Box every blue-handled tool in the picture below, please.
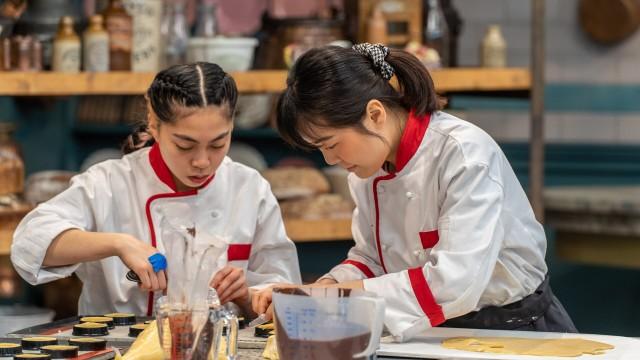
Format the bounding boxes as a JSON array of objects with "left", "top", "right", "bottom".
[{"left": 126, "top": 253, "right": 167, "bottom": 283}]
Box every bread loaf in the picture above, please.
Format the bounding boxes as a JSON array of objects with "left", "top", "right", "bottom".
[
  {"left": 262, "top": 167, "right": 330, "bottom": 200},
  {"left": 279, "top": 194, "right": 354, "bottom": 220}
]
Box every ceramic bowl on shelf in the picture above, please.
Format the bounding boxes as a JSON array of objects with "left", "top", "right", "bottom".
[
  {"left": 24, "top": 170, "right": 76, "bottom": 205},
  {"left": 235, "top": 94, "right": 273, "bottom": 129},
  {"left": 80, "top": 148, "right": 122, "bottom": 172},
  {"left": 196, "top": 36, "right": 259, "bottom": 72},
  {"left": 227, "top": 143, "right": 268, "bottom": 172}
]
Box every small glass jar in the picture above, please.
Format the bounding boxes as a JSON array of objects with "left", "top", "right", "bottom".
[
  {"left": 0, "top": 122, "right": 21, "bottom": 158},
  {"left": 0, "top": 122, "right": 24, "bottom": 196},
  {"left": 10, "top": 35, "right": 32, "bottom": 71},
  {"left": 0, "top": 37, "right": 10, "bottom": 70},
  {"left": 31, "top": 39, "right": 42, "bottom": 71}
]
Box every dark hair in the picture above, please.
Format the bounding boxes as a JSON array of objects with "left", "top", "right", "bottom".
[
  {"left": 123, "top": 62, "right": 238, "bottom": 154},
  {"left": 276, "top": 45, "right": 444, "bottom": 150}
]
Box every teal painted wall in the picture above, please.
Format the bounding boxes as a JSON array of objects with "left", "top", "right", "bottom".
[{"left": 451, "top": 84, "right": 640, "bottom": 113}]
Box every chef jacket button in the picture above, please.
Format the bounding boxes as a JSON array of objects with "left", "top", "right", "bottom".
[
  {"left": 381, "top": 244, "right": 389, "bottom": 251},
  {"left": 211, "top": 211, "right": 220, "bottom": 219},
  {"left": 413, "top": 249, "right": 422, "bottom": 256},
  {"left": 406, "top": 191, "right": 415, "bottom": 199}
]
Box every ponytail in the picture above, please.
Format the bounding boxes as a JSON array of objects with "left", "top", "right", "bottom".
[
  {"left": 385, "top": 49, "right": 444, "bottom": 117},
  {"left": 276, "top": 44, "right": 443, "bottom": 150},
  {"left": 122, "top": 124, "right": 154, "bottom": 154}
]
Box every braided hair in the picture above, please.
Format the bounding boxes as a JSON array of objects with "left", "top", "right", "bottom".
[{"left": 123, "top": 62, "right": 238, "bottom": 154}]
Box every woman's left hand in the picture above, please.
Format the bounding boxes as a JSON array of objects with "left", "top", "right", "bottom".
[{"left": 210, "top": 266, "right": 250, "bottom": 305}]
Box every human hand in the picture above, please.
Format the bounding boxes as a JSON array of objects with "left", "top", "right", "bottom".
[
  {"left": 210, "top": 266, "right": 250, "bottom": 305},
  {"left": 116, "top": 234, "right": 167, "bottom": 292}
]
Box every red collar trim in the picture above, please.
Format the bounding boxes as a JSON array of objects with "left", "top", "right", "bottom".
[
  {"left": 394, "top": 111, "right": 431, "bottom": 173},
  {"left": 148, "top": 143, "right": 215, "bottom": 192}
]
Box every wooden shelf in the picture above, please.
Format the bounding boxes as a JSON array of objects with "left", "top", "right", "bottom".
[
  {"left": 431, "top": 68, "right": 530, "bottom": 92},
  {"left": 284, "top": 218, "right": 353, "bottom": 243},
  {"left": 0, "top": 68, "right": 529, "bottom": 96},
  {"left": 0, "top": 230, "right": 11, "bottom": 255},
  {"left": 0, "top": 221, "right": 351, "bottom": 255},
  {"left": 0, "top": 217, "right": 352, "bottom": 256},
  {"left": 0, "top": 70, "right": 287, "bottom": 96}
]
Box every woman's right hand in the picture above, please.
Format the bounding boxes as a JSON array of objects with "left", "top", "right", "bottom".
[
  {"left": 251, "top": 283, "right": 299, "bottom": 322},
  {"left": 115, "top": 234, "right": 167, "bottom": 292}
]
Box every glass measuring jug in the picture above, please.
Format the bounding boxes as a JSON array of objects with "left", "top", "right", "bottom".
[{"left": 272, "top": 287, "right": 385, "bottom": 360}]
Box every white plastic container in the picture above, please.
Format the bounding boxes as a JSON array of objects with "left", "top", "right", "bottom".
[
  {"left": 0, "top": 305, "right": 55, "bottom": 336},
  {"left": 188, "top": 37, "right": 258, "bottom": 72}
]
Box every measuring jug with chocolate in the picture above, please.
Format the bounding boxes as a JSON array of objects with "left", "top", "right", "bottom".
[{"left": 272, "top": 287, "right": 385, "bottom": 360}]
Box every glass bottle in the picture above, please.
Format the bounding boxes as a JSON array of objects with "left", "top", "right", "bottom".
[
  {"left": 11, "top": 35, "right": 32, "bottom": 71},
  {"left": 102, "top": 0, "right": 132, "bottom": 71},
  {"left": 162, "top": 1, "right": 188, "bottom": 67},
  {"left": 0, "top": 121, "right": 24, "bottom": 196},
  {"left": 0, "top": 122, "right": 21, "bottom": 159},
  {"left": 424, "top": 0, "right": 449, "bottom": 67},
  {"left": 481, "top": 24, "right": 506, "bottom": 68},
  {"left": 52, "top": 16, "right": 81, "bottom": 73},
  {"left": 83, "top": 14, "right": 110, "bottom": 72},
  {"left": 194, "top": 0, "right": 217, "bottom": 37},
  {"left": 123, "top": 0, "right": 162, "bottom": 72},
  {"left": 0, "top": 37, "right": 9, "bottom": 70},
  {"left": 188, "top": 0, "right": 217, "bottom": 63},
  {"left": 367, "top": 7, "right": 387, "bottom": 45},
  {"left": 31, "top": 39, "right": 42, "bottom": 71}
]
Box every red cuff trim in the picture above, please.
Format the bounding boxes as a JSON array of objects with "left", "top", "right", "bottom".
[
  {"left": 341, "top": 260, "right": 375, "bottom": 279},
  {"left": 419, "top": 230, "right": 439, "bottom": 249},
  {"left": 228, "top": 244, "right": 252, "bottom": 261},
  {"left": 408, "top": 267, "right": 445, "bottom": 326}
]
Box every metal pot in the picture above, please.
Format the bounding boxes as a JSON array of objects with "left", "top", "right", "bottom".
[{"left": 254, "top": 17, "right": 345, "bottom": 69}]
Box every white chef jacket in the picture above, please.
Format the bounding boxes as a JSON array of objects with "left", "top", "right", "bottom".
[
  {"left": 322, "top": 111, "right": 547, "bottom": 341},
  {"left": 11, "top": 144, "right": 301, "bottom": 316}
]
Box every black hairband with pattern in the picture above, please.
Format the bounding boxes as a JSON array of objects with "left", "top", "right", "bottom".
[{"left": 352, "top": 43, "right": 395, "bottom": 80}]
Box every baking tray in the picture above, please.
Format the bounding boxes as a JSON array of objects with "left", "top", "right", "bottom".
[
  {"left": 0, "top": 337, "right": 116, "bottom": 360},
  {"left": 8, "top": 316, "right": 269, "bottom": 350},
  {"left": 7, "top": 316, "right": 151, "bottom": 345}
]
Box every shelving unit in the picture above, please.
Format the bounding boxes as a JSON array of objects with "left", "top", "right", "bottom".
[
  {"left": 0, "top": 68, "right": 530, "bottom": 96},
  {"left": 0, "top": 67, "right": 532, "bottom": 244}
]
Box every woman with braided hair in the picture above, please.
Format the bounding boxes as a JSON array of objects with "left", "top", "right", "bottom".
[
  {"left": 252, "top": 44, "right": 575, "bottom": 340},
  {"left": 12, "top": 62, "right": 301, "bottom": 316}
]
